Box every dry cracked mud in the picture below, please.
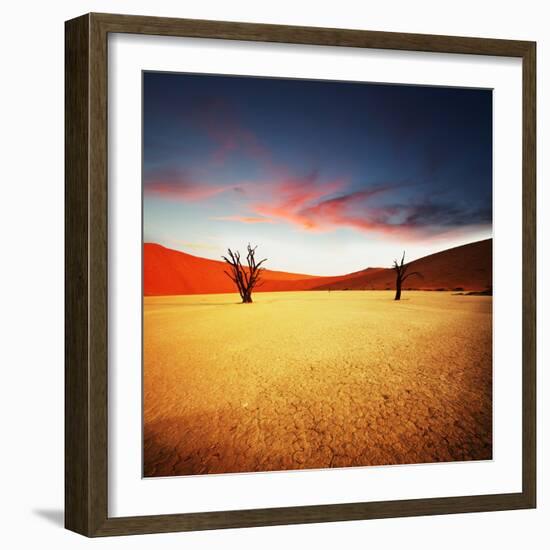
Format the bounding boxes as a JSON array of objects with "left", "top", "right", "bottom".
[{"left": 143, "top": 291, "right": 492, "bottom": 477}]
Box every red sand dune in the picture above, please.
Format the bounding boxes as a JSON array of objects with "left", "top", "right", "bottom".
[
  {"left": 143, "top": 243, "right": 357, "bottom": 295},
  {"left": 143, "top": 239, "right": 492, "bottom": 296}
]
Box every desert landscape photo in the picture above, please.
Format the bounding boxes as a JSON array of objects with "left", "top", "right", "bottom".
[{"left": 142, "top": 72, "right": 493, "bottom": 477}]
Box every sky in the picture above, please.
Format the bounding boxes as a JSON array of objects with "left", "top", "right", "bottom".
[{"left": 143, "top": 71, "right": 492, "bottom": 276}]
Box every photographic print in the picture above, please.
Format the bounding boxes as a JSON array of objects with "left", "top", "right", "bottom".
[{"left": 142, "top": 72, "right": 493, "bottom": 478}]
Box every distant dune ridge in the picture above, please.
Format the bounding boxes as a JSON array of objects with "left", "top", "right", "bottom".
[{"left": 143, "top": 238, "right": 492, "bottom": 296}]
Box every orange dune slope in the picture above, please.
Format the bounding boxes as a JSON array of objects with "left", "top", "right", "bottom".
[
  {"left": 144, "top": 243, "right": 355, "bottom": 296},
  {"left": 313, "top": 239, "right": 492, "bottom": 292},
  {"left": 143, "top": 239, "right": 492, "bottom": 296}
]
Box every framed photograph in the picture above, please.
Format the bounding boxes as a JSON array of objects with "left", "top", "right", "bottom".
[{"left": 65, "top": 13, "right": 536, "bottom": 537}]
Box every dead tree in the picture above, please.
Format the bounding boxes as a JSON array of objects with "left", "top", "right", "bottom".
[
  {"left": 392, "top": 251, "right": 422, "bottom": 301},
  {"left": 222, "top": 244, "right": 267, "bottom": 303}
]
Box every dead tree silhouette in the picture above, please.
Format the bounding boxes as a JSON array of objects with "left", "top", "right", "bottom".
[
  {"left": 392, "top": 251, "right": 422, "bottom": 301},
  {"left": 222, "top": 244, "right": 267, "bottom": 303}
]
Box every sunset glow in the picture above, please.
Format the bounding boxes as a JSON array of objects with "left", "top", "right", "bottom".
[{"left": 143, "top": 72, "right": 492, "bottom": 275}]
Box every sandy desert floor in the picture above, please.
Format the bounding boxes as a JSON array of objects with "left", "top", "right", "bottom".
[{"left": 143, "top": 291, "right": 492, "bottom": 477}]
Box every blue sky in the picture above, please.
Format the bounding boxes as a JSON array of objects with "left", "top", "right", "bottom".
[{"left": 143, "top": 71, "right": 492, "bottom": 275}]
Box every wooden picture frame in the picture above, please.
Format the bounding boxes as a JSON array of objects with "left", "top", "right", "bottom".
[{"left": 65, "top": 12, "right": 536, "bottom": 537}]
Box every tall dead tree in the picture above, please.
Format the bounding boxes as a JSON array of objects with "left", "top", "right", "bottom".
[
  {"left": 392, "top": 251, "right": 422, "bottom": 301},
  {"left": 222, "top": 244, "right": 267, "bottom": 303}
]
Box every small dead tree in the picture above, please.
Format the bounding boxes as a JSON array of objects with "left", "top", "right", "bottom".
[
  {"left": 222, "top": 244, "right": 267, "bottom": 303},
  {"left": 392, "top": 251, "right": 422, "bottom": 301}
]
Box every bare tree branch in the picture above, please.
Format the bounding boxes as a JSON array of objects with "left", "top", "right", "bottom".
[
  {"left": 392, "top": 251, "right": 421, "bottom": 300},
  {"left": 222, "top": 244, "right": 267, "bottom": 303},
  {"left": 223, "top": 270, "right": 237, "bottom": 284}
]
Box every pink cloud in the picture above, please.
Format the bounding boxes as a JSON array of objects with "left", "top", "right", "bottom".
[
  {"left": 246, "top": 179, "right": 403, "bottom": 234},
  {"left": 177, "top": 105, "right": 396, "bottom": 233},
  {"left": 212, "top": 215, "right": 275, "bottom": 224},
  {"left": 251, "top": 172, "right": 348, "bottom": 230},
  {"left": 144, "top": 168, "right": 230, "bottom": 201},
  {"left": 190, "top": 97, "right": 279, "bottom": 172},
  {"left": 220, "top": 178, "right": 459, "bottom": 240},
  {"left": 158, "top": 99, "right": 488, "bottom": 239}
]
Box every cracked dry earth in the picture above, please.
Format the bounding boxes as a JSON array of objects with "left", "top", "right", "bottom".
[{"left": 143, "top": 291, "right": 492, "bottom": 477}]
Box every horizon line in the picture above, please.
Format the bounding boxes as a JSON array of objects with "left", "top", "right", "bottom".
[{"left": 144, "top": 236, "right": 492, "bottom": 279}]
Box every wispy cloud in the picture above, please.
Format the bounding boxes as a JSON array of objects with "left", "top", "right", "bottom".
[
  {"left": 144, "top": 167, "right": 231, "bottom": 201},
  {"left": 146, "top": 95, "right": 490, "bottom": 240},
  {"left": 222, "top": 177, "right": 491, "bottom": 239},
  {"left": 295, "top": 185, "right": 401, "bottom": 232},
  {"left": 212, "top": 215, "right": 275, "bottom": 224},
  {"left": 249, "top": 171, "right": 348, "bottom": 231},
  {"left": 189, "top": 97, "right": 279, "bottom": 172}
]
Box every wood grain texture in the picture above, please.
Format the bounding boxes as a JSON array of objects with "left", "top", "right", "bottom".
[
  {"left": 65, "top": 14, "right": 91, "bottom": 535},
  {"left": 521, "top": 42, "right": 537, "bottom": 508},
  {"left": 64, "top": 12, "right": 537, "bottom": 537},
  {"left": 88, "top": 12, "right": 110, "bottom": 536},
  {"left": 92, "top": 12, "right": 533, "bottom": 56}
]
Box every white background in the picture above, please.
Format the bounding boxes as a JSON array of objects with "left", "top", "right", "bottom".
[
  {"left": 109, "top": 34, "right": 523, "bottom": 517},
  {"left": 0, "top": 0, "right": 547, "bottom": 548}
]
